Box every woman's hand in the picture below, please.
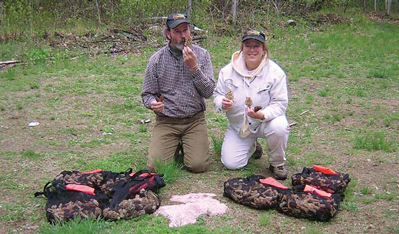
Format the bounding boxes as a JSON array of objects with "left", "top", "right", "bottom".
[
  {"left": 150, "top": 100, "right": 164, "bottom": 113},
  {"left": 222, "top": 97, "right": 234, "bottom": 110},
  {"left": 245, "top": 106, "right": 265, "bottom": 120}
]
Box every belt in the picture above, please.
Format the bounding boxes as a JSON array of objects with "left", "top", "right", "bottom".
[{"left": 155, "top": 111, "right": 205, "bottom": 125}]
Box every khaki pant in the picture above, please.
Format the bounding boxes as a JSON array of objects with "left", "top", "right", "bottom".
[{"left": 147, "top": 112, "right": 210, "bottom": 173}]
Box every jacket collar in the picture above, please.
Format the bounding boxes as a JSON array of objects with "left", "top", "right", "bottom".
[{"left": 231, "top": 51, "right": 268, "bottom": 78}]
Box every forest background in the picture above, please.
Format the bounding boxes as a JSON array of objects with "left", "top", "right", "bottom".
[{"left": 0, "top": 0, "right": 398, "bottom": 233}]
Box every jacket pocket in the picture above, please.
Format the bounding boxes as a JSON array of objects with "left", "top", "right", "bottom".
[{"left": 255, "top": 83, "right": 272, "bottom": 106}]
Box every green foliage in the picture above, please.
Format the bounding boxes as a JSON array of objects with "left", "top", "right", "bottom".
[
  {"left": 21, "top": 149, "right": 42, "bottom": 159},
  {"left": 138, "top": 124, "right": 147, "bottom": 133},
  {"left": 375, "top": 192, "right": 397, "bottom": 201},
  {"left": 305, "top": 94, "right": 314, "bottom": 104},
  {"left": 152, "top": 159, "right": 185, "bottom": 185},
  {"left": 81, "top": 150, "right": 147, "bottom": 172},
  {"left": 39, "top": 215, "right": 243, "bottom": 234},
  {"left": 354, "top": 131, "right": 397, "bottom": 152},
  {"left": 258, "top": 212, "right": 273, "bottom": 226},
  {"left": 360, "top": 186, "right": 374, "bottom": 195},
  {"left": 24, "top": 47, "right": 50, "bottom": 64},
  {"left": 40, "top": 217, "right": 110, "bottom": 234},
  {"left": 211, "top": 135, "right": 223, "bottom": 156},
  {"left": 318, "top": 87, "right": 330, "bottom": 97}
]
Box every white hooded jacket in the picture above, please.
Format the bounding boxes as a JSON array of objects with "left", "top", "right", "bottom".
[{"left": 213, "top": 51, "right": 288, "bottom": 135}]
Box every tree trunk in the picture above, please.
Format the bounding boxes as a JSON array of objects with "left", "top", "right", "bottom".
[
  {"left": 187, "top": 0, "right": 192, "bottom": 20},
  {"left": 0, "top": 0, "right": 3, "bottom": 21},
  {"left": 232, "top": 0, "right": 238, "bottom": 24},
  {"left": 375, "top": 0, "right": 378, "bottom": 11},
  {"left": 386, "top": 0, "right": 392, "bottom": 14},
  {"left": 363, "top": 0, "right": 367, "bottom": 11},
  {"left": 95, "top": 0, "right": 101, "bottom": 25},
  {"left": 344, "top": 0, "right": 350, "bottom": 13},
  {"left": 271, "top": 0, "right": 280, "bottom": 12}
]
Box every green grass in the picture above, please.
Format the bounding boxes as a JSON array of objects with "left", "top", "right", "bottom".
[
  {"left": 40, "top": 215, "right": 245, "bottom": 234},
  {"left": 354, "top": 131, "right": 397, "bottom": 152},
  {"left": 21, "top": 149, "right": 43, "bottom": 160},
  {"left": 152, "top": 159, "right": 186, "bottom": 184},
  {"left": 258, "top": 211, "right": 276, "bottom": 226},
  {"left": 211, "top": 135, "right": 223, "bottom": 156},
  {"left": 375, "top": 192, "right": 397, "bottom": 201},
  {"left": 359, "top": 186, "right": 374, "bottom": 195}
]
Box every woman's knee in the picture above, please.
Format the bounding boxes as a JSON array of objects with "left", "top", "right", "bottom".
[
  {"left": 221, "top": 154, "right": 246, "bottom": 170},
  {"left": 268, "top": 116, "right": 289, "bottom": 137}
]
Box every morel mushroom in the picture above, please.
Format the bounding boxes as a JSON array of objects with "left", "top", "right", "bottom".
[
  {"left": 155, "top": 93, "right": 164, "bottom": 102},
  {"left": 254, "top": 106, "right": 262, "bottom": 112},
  {"left": 245, "top": 97, "right": 253, "bottom": 107},
  {"left": 225, "top": 88, "right": 234, "bottom": 101},
  {"left": 184, "top": 34, "right": 192, "bottom": 47}
]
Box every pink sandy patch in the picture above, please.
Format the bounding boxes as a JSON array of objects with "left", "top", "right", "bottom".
[{"left": 154, "top": 193, "right": 228, "bottom": 227}]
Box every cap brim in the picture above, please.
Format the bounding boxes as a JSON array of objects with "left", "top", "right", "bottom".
[
  {"left": 242, "top": 35, "right": 265, "bottom": 43},
  {"left": 168, "top": 19, "right": 190, "bottom": 28}
]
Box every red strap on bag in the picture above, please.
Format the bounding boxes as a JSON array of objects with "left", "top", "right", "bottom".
[
  {"left": 304, "top": 185, "right": 332, "bottom": 198},
  {"left": 66, "top": 184, "right": 95, "bottom": 195},
  {"left": 313, "top": 165, "right": 338, "bottom": 175},
  {"left": 259, "top": 177, "right": 288, "bottom": 190},
  {"left": 129, "top": 172, "right": 157, "bottom": 177},
  {"left": 81, "top": 169, "right": 103, "bottom": 174}
]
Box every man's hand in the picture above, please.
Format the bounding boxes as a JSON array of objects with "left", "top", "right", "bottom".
[
  {"left": 151, "top": 100, "right": 164, "bottom": 113},
  {"left": 222, "top": 97, "right": 234, "bottom": 110},
  {"left": 183, "top": 46, "right": 199, "bottom": 73},
  {"left": 246, "top": 106, "right": 265, "bottom": 120}
]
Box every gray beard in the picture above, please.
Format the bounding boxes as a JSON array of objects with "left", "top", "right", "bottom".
[{"left": 173, "top": 42, "right": 184, "bottom": 51}]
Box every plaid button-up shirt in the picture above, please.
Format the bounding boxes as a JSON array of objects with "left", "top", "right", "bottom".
[{"left": 141, "top": 44, "right": 215, "bottom": 118}]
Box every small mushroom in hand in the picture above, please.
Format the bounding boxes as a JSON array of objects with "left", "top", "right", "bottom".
[
  {"left": 245, "top": 97, "right": 253, "bottom": 107},
  {"left": 254, "top": 106, "right": 262, "bottom": 112},
  {"left": 184, "top": 34, "right": 192, "bottom": 47},
  {"left": 155, "top": 93, "right": 164, "bottom": 102},
  {"left": 225, "top": 88, "right": 234, "bottom": 101}
]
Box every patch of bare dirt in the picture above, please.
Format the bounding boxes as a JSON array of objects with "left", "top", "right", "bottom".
[{"left": 368, "top": 12, "right": 399, "bottom": 25}]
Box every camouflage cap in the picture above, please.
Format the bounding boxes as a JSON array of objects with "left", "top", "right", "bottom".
[
  {"left": 242, "top": 29, "right": 266, "bottom": 43},
  {"left": 166, "top": 13, "right": 190, "bottom": 29}
]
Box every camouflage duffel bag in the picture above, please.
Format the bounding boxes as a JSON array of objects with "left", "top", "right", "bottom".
[
  {"left": 34, "top": 181, "right": 109, "bottom": 223},
  {"left": 224, "top": 175, "right": 343, "bottom": 221},
  {"left": 50, "top": 169, "right": 132, "bottom": 197},
  {"left": 103, "top": 189, "right": 160, "bottom": 220},
  {"left": 276, "top": 189, "right": 342, "bottom": 221},
  {"left": 35, "top": 169, "right": 165, "bottom": 223},
  {"left": 291, "top": 165, "right": 351, "bottom": 194},
  {"left": 223, "top": 175, "right": 281, "bottom": 209},
  {"left": 102, "top": 170, "right": 165, "bottom": 220}
]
